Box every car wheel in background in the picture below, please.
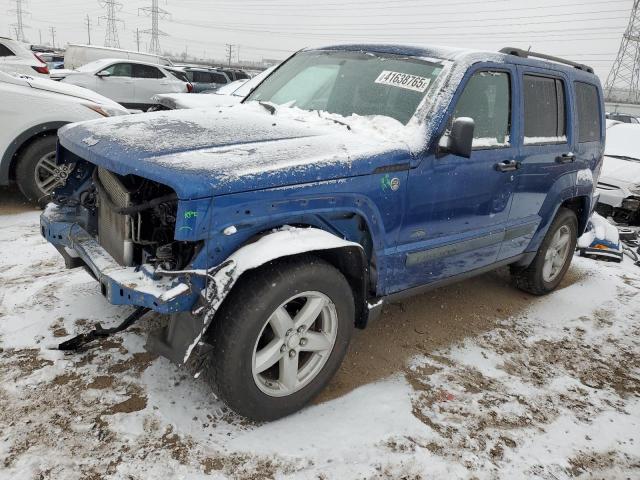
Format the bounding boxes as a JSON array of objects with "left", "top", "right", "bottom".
[
  {"left": 15, "top": 135, "right": 72, "bottom": 207},
  {"left": 511, "top": 207, "right": 578, "bottom": 295},
  {"left": 203, "top": 255, "right": 354, "bottom": 421}
]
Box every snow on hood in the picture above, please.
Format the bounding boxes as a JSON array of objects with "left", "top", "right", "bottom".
[
  {"left": 26, "top": 74, "right": 126, "bottom": 109},
  {"left": 58, "top": 102, "right": 414, "bottom": 199},
  {"left": 600, "top": 155, "right": 640, "bottom": 185},
  {"left": 153, "top": 92, "right": 243, "bottom": 110},
  {"left": 605, "top": 123, "right": 640, "bottom": 160}
]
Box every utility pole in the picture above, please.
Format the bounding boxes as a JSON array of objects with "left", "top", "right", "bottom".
[
  {"left": 605, "top": 0, "right": 640, "bottom": 104},
  {"left": 39, "top": 29, "right": 42, "bottom": 45},
  {"left": 49, "top": 26, "right": 56, "bottom": 48},
  {"left": 139, "top": 0, "right": 170, "bottom": 55},
  {"left": 85, "top": 14, "right": 92, "bottom": 45},
  {"left": 134, "top": 28, "right": 141, "bottom": 52},
  {"left": 98, "top": 0, "right": 124, "bottom": 49},
  {"left": 10, "top": 0, "right": 30, "bottom": 42},
  {"left": 225, "top": 44, "right": 235, "bottom": 67}
]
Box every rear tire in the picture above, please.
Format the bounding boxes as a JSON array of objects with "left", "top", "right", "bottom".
[
  {"left": 203, "top": 255, "right": 354, "bottom": 421},
  {"left": 511, "top": 207, "right": 578, "bottom": 295},
  {"left": 15, "top": 135, "right": 62, "bottom": 207}
]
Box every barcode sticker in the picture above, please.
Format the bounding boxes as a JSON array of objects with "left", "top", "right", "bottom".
[{"left": 374, "top": 70, "right": 431, "bottom": 93}]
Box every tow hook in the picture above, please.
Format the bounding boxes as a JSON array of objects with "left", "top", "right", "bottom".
[{"left": 54, "top": 307, "right": 150, "bottom": 351}]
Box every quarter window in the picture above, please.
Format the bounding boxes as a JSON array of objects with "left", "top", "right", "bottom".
[
  {"left": 0, "top": 44, "right": 15, "bottom": 57},
  {"left": 575, "top": 82, "right": 601, "bottom": 143},
  {"left": 523, "top": 75, "right": 566, "bottom": 144},
  {"left": 453, "top": 71, "right": 511, "bottom": 149}
]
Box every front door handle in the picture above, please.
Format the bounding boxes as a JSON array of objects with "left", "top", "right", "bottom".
[
  {"left": 495, "top": 159, "right": 520, "bottom": 172},
  {"left": 556, "top": 152, "right": 576, "bottom": 164}
]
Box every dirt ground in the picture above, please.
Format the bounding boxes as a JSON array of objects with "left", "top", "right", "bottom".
[{"left": 1, "top": 187, "right": 639, "bottom": 479}]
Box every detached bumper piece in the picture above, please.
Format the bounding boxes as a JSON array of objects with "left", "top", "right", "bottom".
[
  {"left": 41, "top": 205, "right": 197, "bottom": 314},
  {"left": 57, "top": 307, "right": 150, "bottom": 351}
]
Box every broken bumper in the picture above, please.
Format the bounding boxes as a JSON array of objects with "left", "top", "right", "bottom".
[{"left": 40, "top": 205, "right": 199, "bottom": 314}]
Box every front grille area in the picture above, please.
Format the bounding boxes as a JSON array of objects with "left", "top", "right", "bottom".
[
  {"left": 93, "top": 167, "right": 189, "bottom": 270},
  {"left": 97, "top": 168, "right": 135, "bottom": 266}
]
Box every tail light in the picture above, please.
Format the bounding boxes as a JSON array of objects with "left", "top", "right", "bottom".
[
  {"left": 32, "top": 53, "right": 49, "bottom": 74},
  {"left": 32, "top": 65, "right": 50, "bottom": 75},
  {"left": 186, "top": 83, "right": 193, "bottom": 93}
]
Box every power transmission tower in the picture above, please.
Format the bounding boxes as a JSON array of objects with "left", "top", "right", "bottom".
[
  {"left": 139, "top": 0, "right": 170, "bottom": 55},
  {"left": 605, "top": 0, "right": 640, "bottom": 104},
  {"left": 85, "top": 14, "right": 92, "bottom": 45},
  {"left": 225, "top": 44, "right": 236, "bottom": 66},
  {"left": 49, "top": 26, "right": 56, "bottom": 48},
  {"left": 98, "top": 0, "right": 124, "bottom": 49},
  {"left": 10, "top": 0, "right": 30, "bottom": 42}
]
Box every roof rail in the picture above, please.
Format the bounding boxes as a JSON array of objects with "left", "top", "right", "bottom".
[{"left": 499, "top": 47, "right": 594, "bottom": 74}]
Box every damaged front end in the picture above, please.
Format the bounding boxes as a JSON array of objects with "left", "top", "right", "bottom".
[{"left": 41, "top": 148, "right": 218, "bottom": 355}]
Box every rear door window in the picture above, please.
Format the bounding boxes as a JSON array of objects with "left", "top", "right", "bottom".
[
  {"left": 211, "top": 72, "right": 228, "bottom": 84},
  {"left": 574, "top": 82, "right": 601, "bottom": 143},
  {"left": 453, "top": 70, "right": 511, "bottom": 149},
  {"left": 193, "top": 71, "right": 213, "bottom": 83},
  {"left": 0, "top": 44, "right": 15, "bottom": 57},
  {"left": 523, "top": 75, "right": 567, "bottom": 144},
  {"left": 133, "top": 64, "right": 164, "bottom": 79}
]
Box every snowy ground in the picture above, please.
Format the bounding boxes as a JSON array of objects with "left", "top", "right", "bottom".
[{"left": 1, "top": 195, "right": 639, "bottom": 479}]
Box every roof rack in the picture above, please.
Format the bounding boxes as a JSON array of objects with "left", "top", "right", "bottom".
[{"left": 499, "top": 47, "right": 594, "bottom": 74}]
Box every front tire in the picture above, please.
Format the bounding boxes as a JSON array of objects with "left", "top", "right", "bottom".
[
  {"left": 512, "top": 207, "right": 578, "bottom": 295},
  {"left": 204, "top": 256, "right": 354, "bottom": 421}
]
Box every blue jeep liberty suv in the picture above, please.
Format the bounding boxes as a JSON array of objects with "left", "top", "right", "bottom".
[{"left": 41, "top": 44, "right": 604, "bottom": 420}]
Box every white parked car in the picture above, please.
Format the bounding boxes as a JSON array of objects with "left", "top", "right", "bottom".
[
  {"left": 0, "top": 37, "right": 49, "bottom": 77},
  {"left": 595, "top": 121, "right": 640, "bottom": 224},
  {"left": 59, "top": 58, "right": 191, "bottom": 110},
  {"left": 151, "top": 66, "right": 277, "bottom": 110},
  {"left": 0, "top": 71, "right": 128, "bottom": 204}
]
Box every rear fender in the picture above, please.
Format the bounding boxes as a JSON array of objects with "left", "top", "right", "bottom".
[{"left": 146, "top": 226, "right": 363, "bottom": 365}]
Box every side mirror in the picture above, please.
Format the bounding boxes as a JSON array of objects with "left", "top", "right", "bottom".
[
  {"left": 438, "top": 117, "right": 475, "bottom": 158},
  {"left": 96, "top": 70, "right": 111, "bottom": 78}
]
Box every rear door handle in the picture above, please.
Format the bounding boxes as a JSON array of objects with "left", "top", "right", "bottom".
[
  {"left": 495, "top": 159, "right": 520, "bottom": 172},
  {"left": 556, "top": 152, "right": 576, "bottom": 164}
]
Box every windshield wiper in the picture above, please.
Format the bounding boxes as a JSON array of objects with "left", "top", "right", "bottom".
[
  {"left": 607, "top": 154, "right": 640, "bottom": 162},
  {"left": 258, "top": 101, "right": 276, "bottom": 115}
]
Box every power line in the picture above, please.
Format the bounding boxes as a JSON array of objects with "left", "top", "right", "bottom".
[
  {"left": 139, "top": 0, "right": 170, "bottom": 55},
  {"left": 98, "top": 0, "right": 124, "bottom": 48}
]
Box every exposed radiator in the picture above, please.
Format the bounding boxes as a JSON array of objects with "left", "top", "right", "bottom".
[{"left": 97, "top": 168, "right": 134, "bottom": 266}]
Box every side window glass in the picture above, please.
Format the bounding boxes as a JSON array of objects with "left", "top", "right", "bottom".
[
  {"left": 103, "top": 63, "right": 132, "bottom": 77},
  {"left": 211, "top": 73, "right": 227, "bottom": 83},
  {"left": 523, "top": 75, "right": 567, "bottom": 144},
  {"left": 133, "top": 64, "right": 162, "bottom": 79},
  {"left": 0, "top": 44, "right": 15, "bottom": 57},
  {"left": 575, "top": 82, "right": 601, "bottom": 143},
  {"left": 453, "top": 71, "right": 511, "bottom": 149}
]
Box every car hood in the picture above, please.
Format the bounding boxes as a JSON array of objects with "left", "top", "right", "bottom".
[
  {"left": 25, "top": 74, "right": 126, "bottom": 109},
  {"left": 600, "top": 155, "right": 640, "bottom": 186},
  {"left": 58, "top": 103, "right": 414, "bottom": 199},
  {"left": 153, "top": 92, "right": 242, "bottom": 110}
]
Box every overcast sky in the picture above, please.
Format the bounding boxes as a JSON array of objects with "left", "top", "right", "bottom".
[{"left": 2, "top": 0, "right": 632, "bottom": 79}]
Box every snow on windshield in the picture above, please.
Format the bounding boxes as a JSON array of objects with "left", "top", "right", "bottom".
[{"left": 246, "top": 50, "right": 444, "bottom": 125}]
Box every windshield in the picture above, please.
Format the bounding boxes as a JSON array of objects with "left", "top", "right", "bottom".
[{"left": 245, "top": 50, "right": 443, "bottom": 125}]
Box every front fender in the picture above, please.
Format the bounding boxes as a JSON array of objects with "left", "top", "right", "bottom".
[{"left": 146, "top": 226, "right": 362, "bottom": 365}]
